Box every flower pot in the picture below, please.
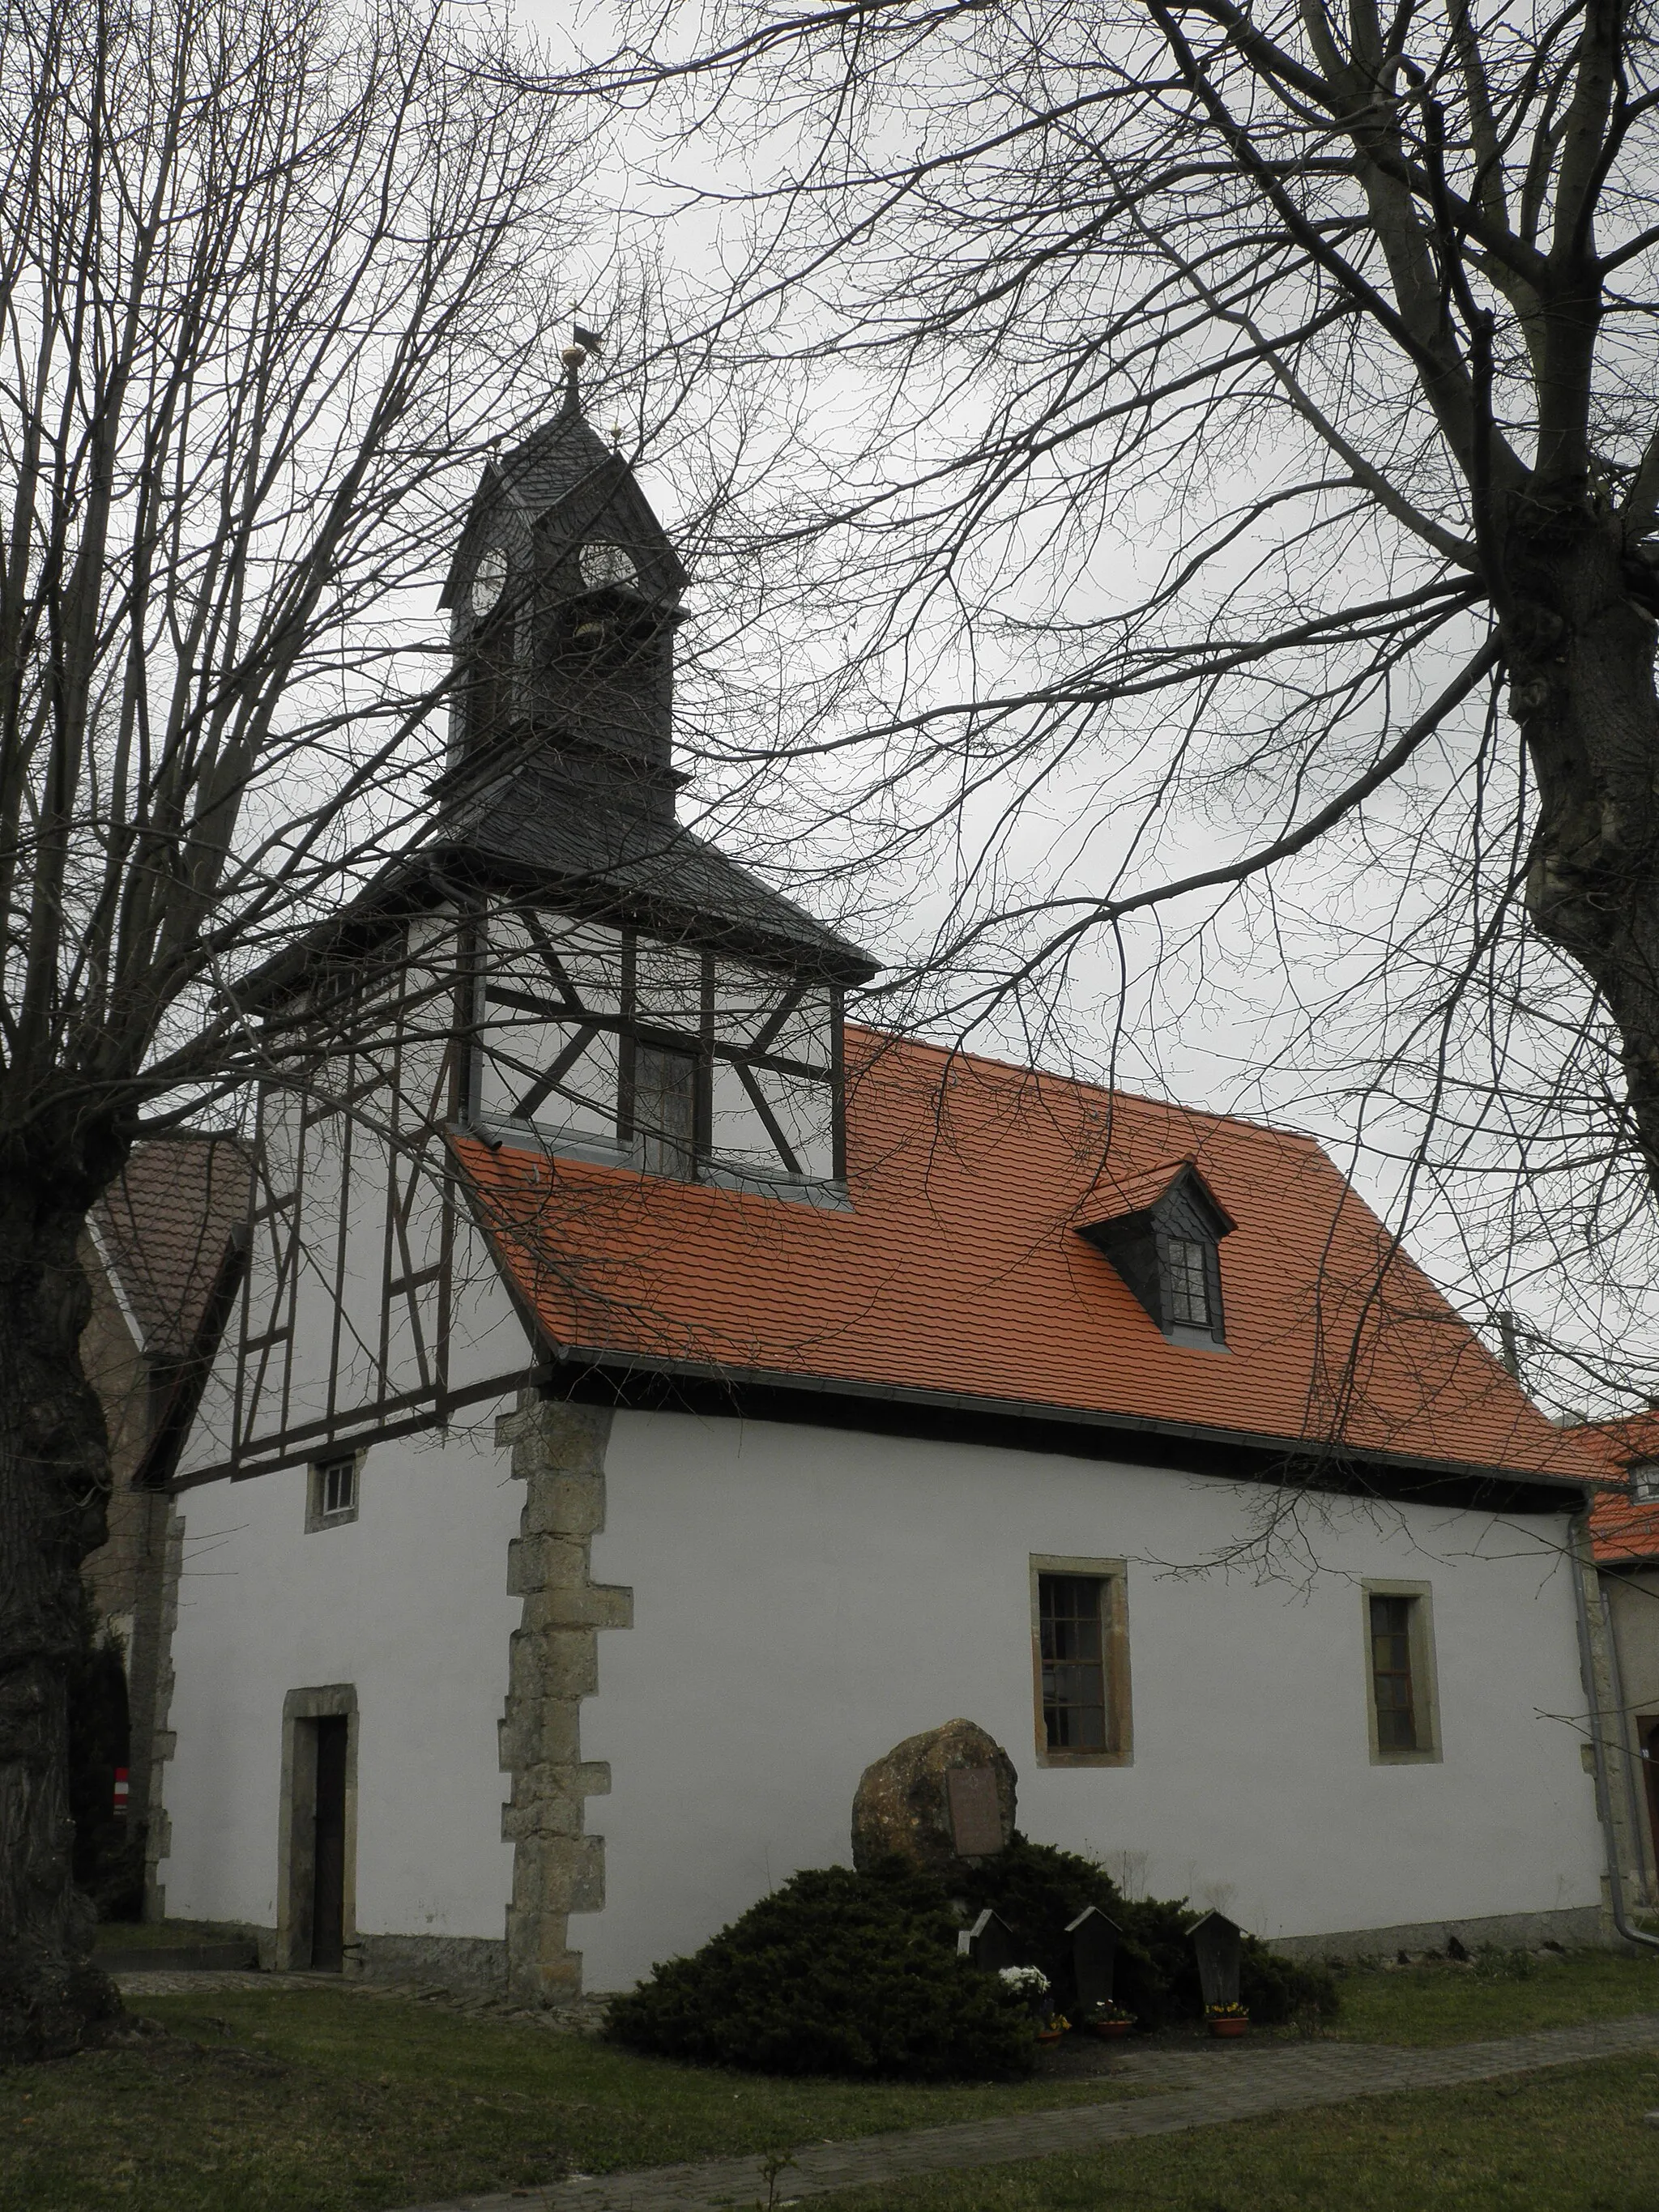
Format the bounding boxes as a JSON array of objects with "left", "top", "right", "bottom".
[
  {"left": 1207, "top": 2016, "right": 1249, "bottom": 2039},
  {"left": 1035, "top": 2027, "right": 1065, "bottom": 2046},
  {"left": 1084, "top": 2018, "right": 1134, "bottom": 2039}
]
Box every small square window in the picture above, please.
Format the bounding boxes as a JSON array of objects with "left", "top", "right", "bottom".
[
  {"left": 1166, "top": 1237, "right": 1212, "bottom": 1328},
  {"left": 1363, "top": 1582, "right": 1440, "bottom": 1763},
  {"left": 306, "top": 1452, "right": 360, "bottom": 1532},
  {"left": 1030, "top": 1555, "right": 1132, "bottom": 1767},
  {"left": 1631, "top": 1460, "right": 1659, "bottom": 1504}
]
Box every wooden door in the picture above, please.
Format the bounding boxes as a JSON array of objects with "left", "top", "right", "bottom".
[{"left": 310, "top": 1717, "right": 348, "bottom": 1971}]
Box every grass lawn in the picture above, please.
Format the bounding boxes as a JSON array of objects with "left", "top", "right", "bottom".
[
  {"left": 816, "top": 2052, "right": 1659, "bottom": 2211},
  {"left": 1328, "top": 1945, "right": 1659, "bottom": 2046},
  {"left": 6, "top": 1950, "right": 1659, "bottom": 2211},
  {"left": 0, "top": 1985, "right": 1139, "bottom": 2212}
]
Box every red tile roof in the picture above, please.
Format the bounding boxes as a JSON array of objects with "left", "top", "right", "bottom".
[
  {"left": 92, "top": 1136, "right": 251, "bottom": 1361},
  {"left": 1576, "top": 1413, "right": 1659, "bottom": 1562},
  {"left": 455, "top": 1030, "right": 1600, "bottom": 1485}
]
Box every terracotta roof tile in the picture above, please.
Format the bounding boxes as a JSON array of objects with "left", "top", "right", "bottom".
[
  {"left": 1575, "top": 1413, "right": 1659, "bottom": 1562},
  {"left": 92, "top": 1137, "right": 252, "bottom": 1362},
  {"left": 455, "top": 1031, "right": 1596, "bottom": 1484}
]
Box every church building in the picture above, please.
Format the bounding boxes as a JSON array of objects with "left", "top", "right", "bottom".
[{"left": 152, "top": 352, "right": 1614, "bottom": 1997}]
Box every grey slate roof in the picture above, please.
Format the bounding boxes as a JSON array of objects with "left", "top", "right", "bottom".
[
  {"left": 441, "top": 403, "right": 688, "bottom": 611},
  {"left": 441, "top": 753, "right": 876, "bottom": 982}
]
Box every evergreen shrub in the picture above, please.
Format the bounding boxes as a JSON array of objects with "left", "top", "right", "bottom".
[
  {"left": 603, "top": 1858, "right": 1037, "bottom": 2079},
  {"left": 608, "top": 1837, "right": 1337, "bottom": 2074}
]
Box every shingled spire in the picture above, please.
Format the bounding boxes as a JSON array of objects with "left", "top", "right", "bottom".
[
  {"left": 437, "top": 335, "right": 688, "bottom": 820},
  {"left": 421, "top": 348, "right": 871, "bottom": 982}
]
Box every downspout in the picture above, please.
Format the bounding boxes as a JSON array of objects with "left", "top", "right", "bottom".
[
  {"left": 1570, "top": 1510, "right": 1659, "bottom": 1953},
  {"left": 1601, "top": 1582, "right": 1656, "bottom": 1912}
]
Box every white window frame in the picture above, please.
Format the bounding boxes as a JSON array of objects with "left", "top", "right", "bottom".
[{"left": 305, "top": 1449, "right": 364, "bottom": 1533}]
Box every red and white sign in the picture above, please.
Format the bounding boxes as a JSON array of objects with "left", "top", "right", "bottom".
[{"left": 113, "top": 1768, "right": 129, "bottom": 1818}]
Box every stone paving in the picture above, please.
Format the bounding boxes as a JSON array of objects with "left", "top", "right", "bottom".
[
  {"left": 392, "top": 2011, "right": 1659, "bottom": 2212},
  {"left": 109, "top": 1969, "right": 305, "bottom": 1995}
]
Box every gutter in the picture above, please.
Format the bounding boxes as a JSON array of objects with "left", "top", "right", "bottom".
[
  {"left": 535, "top": 1337, "right": 1593, "bottom": 1509},
  {"left": 1570, "top": 1510, "right": 1659, "bottom": 1954}
]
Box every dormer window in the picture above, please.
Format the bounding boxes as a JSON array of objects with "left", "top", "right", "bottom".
[
  {"left": 1075, "top": 1161, "right": 1235, "bottom": 1349},
  {"left": 1631, "top": 1460, "right": 1659, "bottom": 1503},
  {"left": 1166, "top": 1237, "right": 1212, "bottom": 1328}
]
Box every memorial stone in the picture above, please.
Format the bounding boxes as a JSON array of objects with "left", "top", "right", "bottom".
[{"left": 851, "top": 1719, "right": 1017, "bottom": 1877}]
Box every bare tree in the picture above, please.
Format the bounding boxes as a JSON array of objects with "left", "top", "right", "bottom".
[
  {"left": 0, "top": 0, "right": 590, "bottom": 2059},
  {"left": 570, "top": 0, "right": 1659, "bottom": 1387}
]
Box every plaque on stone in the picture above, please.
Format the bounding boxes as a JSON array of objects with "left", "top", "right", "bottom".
[
  {"left": 957, "top": 1907, "right": 1018, "bottom": 1975},
  {"left": 1189, "top": 1911, "right": 1243, "bottom": 2009},
  {"left": 1066, "top": 1905, "right": 1120, "bottom": 2013},
  {"left": 946, "top": 1766, "right": 1004, "bottom": 1856}
]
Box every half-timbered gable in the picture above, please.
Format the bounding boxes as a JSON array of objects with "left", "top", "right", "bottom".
[{"left": 218, "top": 911, "right": 528, "bottom": 1477}]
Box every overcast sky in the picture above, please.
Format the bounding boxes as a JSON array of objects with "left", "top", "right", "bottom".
[{"left": 491, "top": 0, "right": 1656, "bottom": 1417}]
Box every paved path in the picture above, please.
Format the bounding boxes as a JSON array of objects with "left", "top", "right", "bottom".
[
  {"left": 394, "top": 2012, "right": 1659, "bottom": 2212},
  {"left": 109, "top": 1969, "right": 318, "bottom": 1995}
]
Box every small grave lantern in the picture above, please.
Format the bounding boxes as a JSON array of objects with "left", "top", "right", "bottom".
[
  {"left": 1188, "top": 1910, "right": 1243, "bottom": 2009},
  {"left": 1066, "top": 1904, "right": 1120, "bottom": 2014},
  {"left": 957, "top": 1907, "right": 1018, "bottom": 1975}
]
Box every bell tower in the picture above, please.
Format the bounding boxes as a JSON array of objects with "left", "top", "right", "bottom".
[
  {"left": 438, "top": 338, "right": 688, "bottom": 821},
  {"left": 424, "top": 336, "right": 877, "bottom": 1197}
]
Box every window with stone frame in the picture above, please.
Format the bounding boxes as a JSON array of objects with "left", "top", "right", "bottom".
[
  {"left": 1363, "top": 1582, "right": 1440, "bottom": 1762},
  {"left": 1039, "top": 1573, "right": 1107, "bottom": 1750},
  {"left": 1030, "top": 1556, "right": 1132, "bottom": 1767},
  {"left": 1369, "top": 1593, "right": 1417, "bottom": 1750}
]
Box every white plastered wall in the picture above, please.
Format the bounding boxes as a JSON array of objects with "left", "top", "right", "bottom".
[
  {"left": 160, "top": 1412, "right": 521, "bottom": 1939},
  {"left": 578, "top": 1412, "right": 1605, "bottom": 1990}
]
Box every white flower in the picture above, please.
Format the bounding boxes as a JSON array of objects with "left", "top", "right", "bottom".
[{"left": 997, "top": 1965, "right": 1050, "bottom": 1995}]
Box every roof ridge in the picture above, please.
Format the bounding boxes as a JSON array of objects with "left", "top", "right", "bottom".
[{"left": 843, "top": 1025, "right": 1325, "bottom": 1148}]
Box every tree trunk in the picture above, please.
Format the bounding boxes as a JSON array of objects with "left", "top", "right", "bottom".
[
  {"left": 0, "top": 1170, "right": 124, "bottom": 2063},
  {"left": 1504, "top": 505, "right": 1659, "bottom": 1186}
]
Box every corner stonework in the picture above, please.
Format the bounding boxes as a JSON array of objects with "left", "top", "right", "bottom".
[
  {"left": 496, "top": 1392, "right": 631, "bottom": 2004},
  {"left": 142, "top": 1503, "right": 186, "bottom": 1920}
]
